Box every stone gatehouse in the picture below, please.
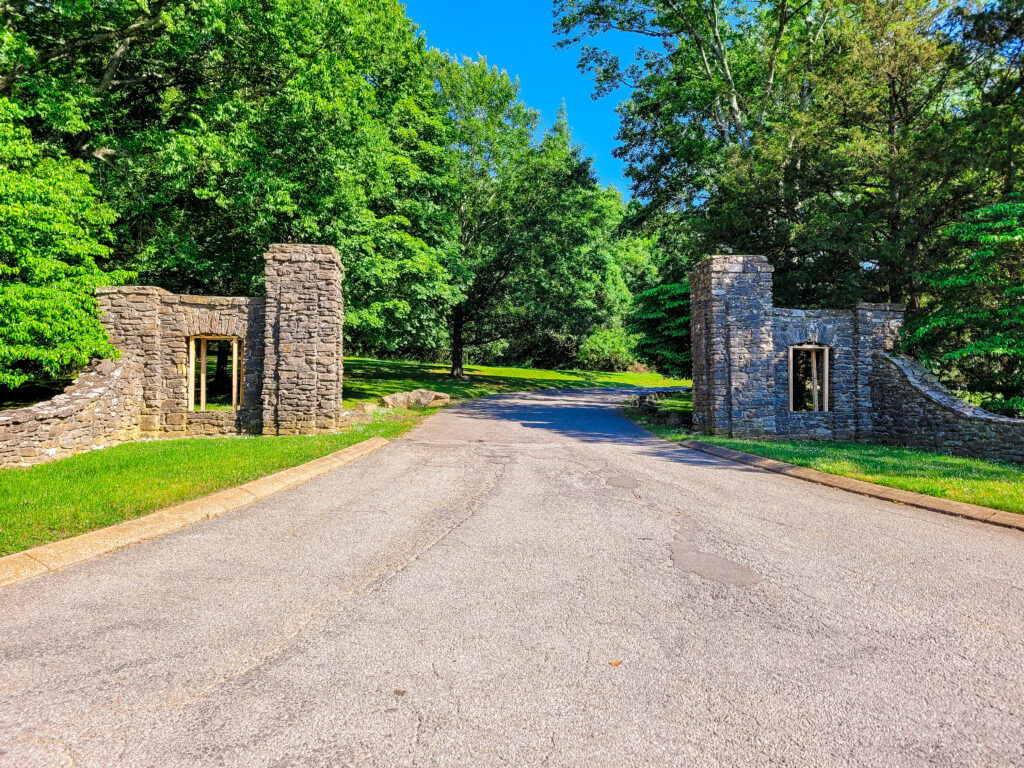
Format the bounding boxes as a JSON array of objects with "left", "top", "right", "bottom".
[
  {"left": 690, "top": 253, "right": 1024, "bottom": 464},
  {"left": 0, "top": 244, "right": 346, "bottom": 468}
]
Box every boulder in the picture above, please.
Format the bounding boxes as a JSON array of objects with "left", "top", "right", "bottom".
[
  {"left": 379, "top": 389, "right": 452, "bottom": 409},
  {"left": 354, "top": 402, "right": 378, "bottom": 414}
]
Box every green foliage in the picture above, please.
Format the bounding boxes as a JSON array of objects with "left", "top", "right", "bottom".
[
  {"left": 906, "top": 196, "right": 1024, "bottom": 415},
  {"left": 629, "top": 282, "right": 692, "bottom": 377},
  {"left": 557, "top": 0, "right": 1024, "bottom": 401},
  {"left": 436, "top": 57, "right": 630, "bottom": 373},
  {"left": 0, "top": 98, "right": 127, "bottom": 387},
  {"left": 575, "top": 324, "right": 640, "bottom": 371},
  {"left": 2, "top": 0, "right": 458, "bottom": 356}
]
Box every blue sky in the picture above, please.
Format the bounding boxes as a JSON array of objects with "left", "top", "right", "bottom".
[{"left": 402, "top": 0, "right": 639, "bottom": 194}]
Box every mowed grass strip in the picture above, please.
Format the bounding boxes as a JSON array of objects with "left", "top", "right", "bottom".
[
  {"left": 0, "top": 411, "right": 425, "bottom": 557},
  {"left": 632, "top": 405, "right": 1024, "bottom": 515}
]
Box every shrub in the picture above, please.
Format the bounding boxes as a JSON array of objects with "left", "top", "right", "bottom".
[{"left": 576, "top": 325, "right": 640, "bottom": 372}]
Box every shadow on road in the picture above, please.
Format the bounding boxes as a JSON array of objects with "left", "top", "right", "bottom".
[{"left": 446, "top": 388, "right": 762, "bottom": 473}]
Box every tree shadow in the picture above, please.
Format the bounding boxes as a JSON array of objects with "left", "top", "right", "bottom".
[{"left": 442, "top": 387, "right": 762, "bottom": 472}]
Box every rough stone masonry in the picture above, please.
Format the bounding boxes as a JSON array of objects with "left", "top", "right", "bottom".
[
  {"left": 690, "top": 253, "right": 1024, "bottom": 463},
  {"left": 0, "top": 244, "right": 346, "bottom": 468}
]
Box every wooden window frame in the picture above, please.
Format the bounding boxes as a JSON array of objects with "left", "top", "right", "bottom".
[
  {"left": 188, "top": 335, "right": 243, "bottom": 412},
  {"left": 788, "top": 344, "right": 830, "bottom": 413}
]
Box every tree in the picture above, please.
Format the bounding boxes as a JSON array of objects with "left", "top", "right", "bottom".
[
  {"left": 555, "top": 0, "right": 1013, "bottom": 308},
  {"left": 906, "top": 196, "right": 1024, "bottom": 416},
  {"left": 2, "top": 0, "right": 459, "bottom": 355},
  {"left": 0, "top": 98, "right": 127, "bottom": 388},
  {"left": 437, "top": 58, "right": 618, "bottom": 376}
]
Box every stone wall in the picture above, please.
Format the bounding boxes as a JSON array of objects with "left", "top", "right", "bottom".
[
  {"left": 157, "top": 294, "right": 265, "bottom": 436},
  {"left": 771, "top": 309, "right": 857, "bottom": 440},
  {"left": 853, "top": 304, "right": 905, "bottom": 440},
  {"left": 871, "top": 353, "right": 1024, "bottom": 464},
  {"left": 0, "top": 243, "right": 346, "bottom": 468},
  {"left": 690, "top": 254, "right": 777, "bottom": 437},
  {"left": 98, "top": 287, "right": 266, "bottom": 437},
  {"left": 690, "top": 254, "right": 904, "bottom": 442},
  {"left": 0, "top": 359, "right": 142, "bottom": 468},
  {"left": 262, "top": 244, "right": 345, "bottom": 435}
]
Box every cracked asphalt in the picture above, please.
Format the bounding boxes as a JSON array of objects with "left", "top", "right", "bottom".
[{"left": 1, "top": 388, "right": 1022, "bottom": 767}]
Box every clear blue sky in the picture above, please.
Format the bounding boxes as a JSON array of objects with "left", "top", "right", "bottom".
[{"left": 402, "top": 0, "right": 637, "bottom": 195}]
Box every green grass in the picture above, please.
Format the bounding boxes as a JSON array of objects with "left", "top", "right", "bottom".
[
  {"left": 627, "top": 401, "right": 1024, "bottom": 515},
  {"left": 341, "top": 357, "right": 689, "bottom": 408},
  {"left": 652, "top": 392, "right": 694, "bottom": 415},
  {"left": 0, "top": 358, "right": 688, "bottom": 556},
  {"left": 0, "top": 409, "right": 429, "bottom": 556}
]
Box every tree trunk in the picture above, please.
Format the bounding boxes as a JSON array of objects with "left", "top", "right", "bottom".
[
  {"left": 213, "top": 342, "right": 230, "bottom": 392},
  {"left": 450, "top": 306, "right": 466, "bottom": 379}
]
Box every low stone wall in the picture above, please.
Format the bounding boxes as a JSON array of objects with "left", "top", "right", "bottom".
[
  {"left": 0, "top": 358, "right": 142, "bottom": 469},
  {"left": 871, "top": 353, "right": 1024, "bottom": 464}
]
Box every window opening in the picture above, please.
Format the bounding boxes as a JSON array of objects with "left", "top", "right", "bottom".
[
  {"left": 788, "top": 344, "right": 830, "bottom": 412},
  {"left": 188, "top": 337, "right": 242, "bottom": 412}
]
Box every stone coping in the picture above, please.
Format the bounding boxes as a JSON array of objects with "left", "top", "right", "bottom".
[
  {"left": 679, "top": 439, "right": 1024, "bottom": 532},
  {"left": 877, "top": 352, "right": 1024, "bottom": 426},
  {"left": 0, "top": 359, "right": 131, "bottom": 427},
  {"left": 0, "top": 436, "right": 390, "bottom": 590}
]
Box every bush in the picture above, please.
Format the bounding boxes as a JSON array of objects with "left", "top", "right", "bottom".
[{"left": 575, "top": 325, "right": 640, "bottom": 372}]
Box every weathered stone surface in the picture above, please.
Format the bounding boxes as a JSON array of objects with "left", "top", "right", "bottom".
[
  {"left": 690, "top": 254, "right": 904, "bottom": 443},
  {"left": 0, "top": 358, "right": 142, "bottom": 469},
  {"left": 354, "top": 402, "right": 378, "bottom": 414},
  {"left": 262, "top": 244, "right": 344, "bottom": 436},
  {"left": 871, "top": 353, "right": 1024, "bottom": 464},
  {"left": 379, "top": 389, "right": 452, "bottom": 409}
]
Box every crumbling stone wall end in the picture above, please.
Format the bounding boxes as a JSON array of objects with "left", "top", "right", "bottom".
[
  {"left": 871, "top": 353, "right": 1024, "bottom": 464},
  {"left": 0, "top": 358, "right": 143, "bottom": 469}
]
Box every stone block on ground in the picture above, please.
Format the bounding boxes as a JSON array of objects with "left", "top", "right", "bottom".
[{"left": 379, "top": 389, "right": 452, "bottom": 409}]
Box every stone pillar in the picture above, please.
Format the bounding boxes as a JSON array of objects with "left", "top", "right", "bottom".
[
  {"left": 96, "top": 286, "right": 166, "bottom": 436},
  {"left": 853, "top": 302, "right": 905, "bottom": 440},
  {"left": 689, "top": 254, "right": 777, "bottom": 438},
  {"left": 262, "top": 244, "right": 345, "bottom": 435}
]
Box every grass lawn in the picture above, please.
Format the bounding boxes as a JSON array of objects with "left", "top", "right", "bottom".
[
  {"left": 1, "top": 358, "right": 688, "bottom": 557},
  {"left": 0, "top": 409, "right": 429, "bottom": 557},
  {"left": 341, "top": 357, "right": 689, "bottom": 408},
  {"left": 626, "top": 395, "right": 1024, "bottom": 515}
]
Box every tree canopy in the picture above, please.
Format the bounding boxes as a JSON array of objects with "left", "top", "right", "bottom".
[
  {"left": 557, "top": 0, "right": 1024, "bottom": 407},
  {"left": 1, "top": 0, "right": 1022, "bottom": 407}
]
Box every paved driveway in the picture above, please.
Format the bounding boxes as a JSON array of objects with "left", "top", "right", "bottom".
[{"left": 1, "top": 388, "right": 1022, "bottom": 767}]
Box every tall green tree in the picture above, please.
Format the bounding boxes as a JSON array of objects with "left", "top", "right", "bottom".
[
  {"left": 906, "top": 196, "right": 1024, "bottom": 416},
  {"left": 0, "top": 98, "right": 127, "bottom": 388},
  {"left": 437, "top": 58, "right": 620, "bottom": 376},
  {"left": 1, "top": 0, "right": 459, "bottom": 355}
]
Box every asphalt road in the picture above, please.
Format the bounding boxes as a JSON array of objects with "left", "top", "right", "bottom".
[{"left": 1, "top": 388, "right": 1022, "bottom": 767}]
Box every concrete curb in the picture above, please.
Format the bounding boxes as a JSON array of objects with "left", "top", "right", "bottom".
[
  {"left": 0, "top": 437, "right": 390, "bottom": 590},
  {"left": 679, "top": 439, "right": 1024, "bottom": 532}
]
